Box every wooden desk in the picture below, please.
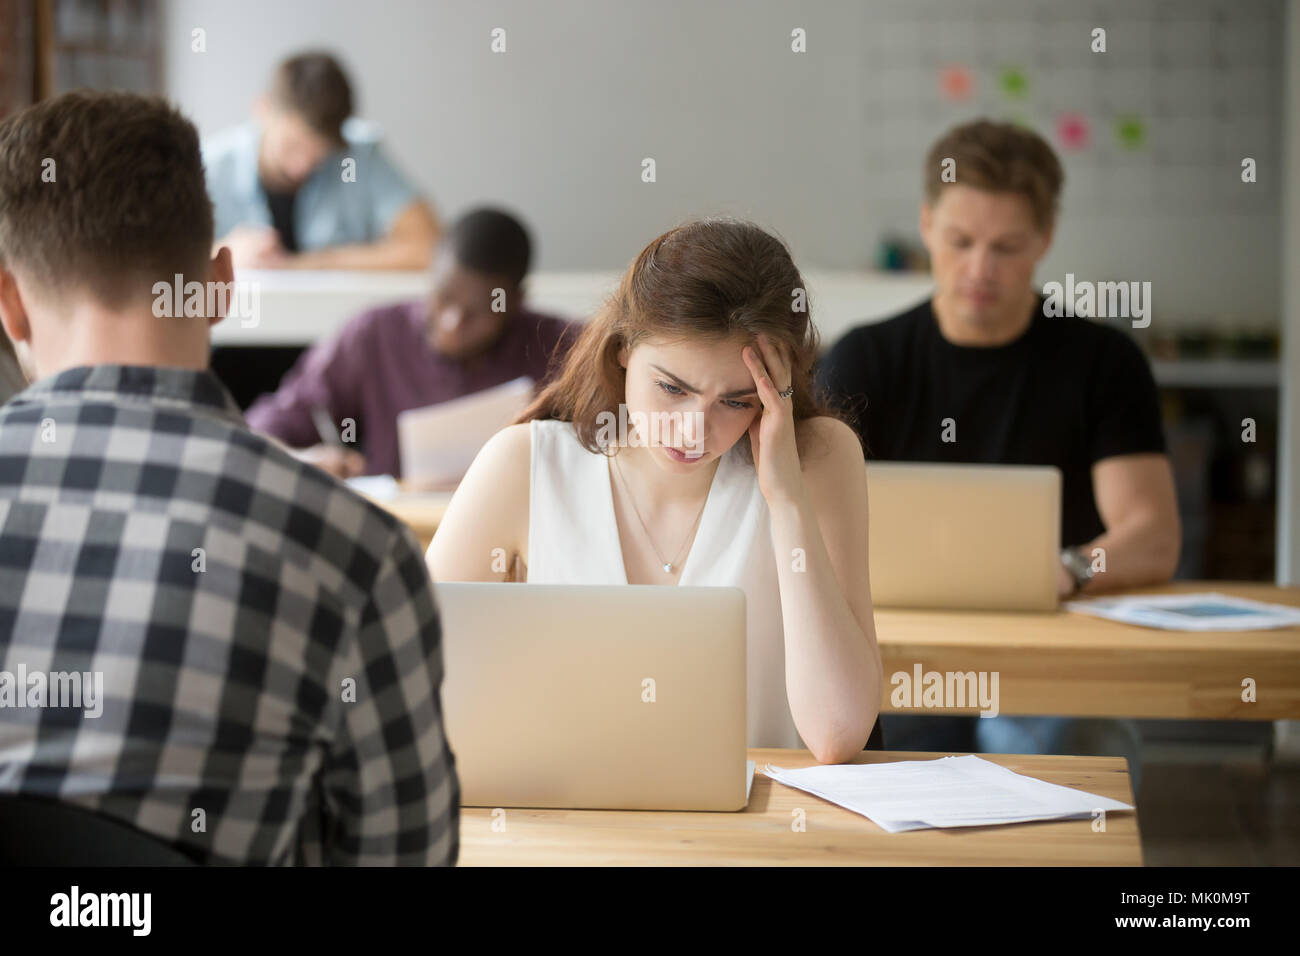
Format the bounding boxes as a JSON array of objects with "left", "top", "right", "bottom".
[
  {"left": 456, "top": 748, "right": 1142, "bottom": 866},
  {"left": 876, "top": 582, "right": 1300, "bottom": 720},
  {"left": 368, "top": 491, "right": 453, "bottom": 550}
]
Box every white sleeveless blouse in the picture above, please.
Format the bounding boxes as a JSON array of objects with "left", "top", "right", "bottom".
[{"left": 526, "top": 418, "right": 803, "bottom": 750}]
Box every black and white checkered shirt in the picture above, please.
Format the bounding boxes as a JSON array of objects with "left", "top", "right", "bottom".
[{"left": 0, "top": 365, "right": 459, "bottom": 865}]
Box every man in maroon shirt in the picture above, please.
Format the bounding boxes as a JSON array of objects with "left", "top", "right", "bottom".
[{"left": 246, "top": 208, "right": 578, "bottom": 478}]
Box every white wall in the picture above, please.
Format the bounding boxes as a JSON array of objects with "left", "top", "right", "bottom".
[
  {"left": 162, "top": 0, "right": 1283, "bottom": 329},
  {"left": 1279, "top": 0, "right": 1299, "bottom": 586},
  {"left": 165, "top": 0, "right": 870, "bottom": 275}
]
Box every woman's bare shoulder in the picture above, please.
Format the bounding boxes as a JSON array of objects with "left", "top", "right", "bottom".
[
  {"left": 489, "top": 421, "right": 533, "bottom": 463},
  {"left": 469, "top": 422, "right": 532, "bottom": 500},
  {"left": 427, "top": 422, "right": 533, "bottom": 582}
]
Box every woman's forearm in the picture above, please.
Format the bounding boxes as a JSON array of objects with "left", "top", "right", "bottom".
[{"left": 768, "top": 488, "right": 882, "bottom": 763}]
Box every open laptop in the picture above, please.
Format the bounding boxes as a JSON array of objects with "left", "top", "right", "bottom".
[
  {"left": 866, "top": 462, "right": 1061, "bottom": 612},
  {"left": 432, "top": 582, "right": 751, "bottom": 811}
]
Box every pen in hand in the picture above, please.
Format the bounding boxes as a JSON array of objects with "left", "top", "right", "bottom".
[
  {"left": 309, "top": 405, "right": 343, "bottom": 446},
  {"left": 304, "top": 405, "right": 365, "bottom": 479}
]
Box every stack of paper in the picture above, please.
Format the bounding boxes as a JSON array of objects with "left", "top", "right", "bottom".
[
  {"left": 1065, "top": 591, "right": 1300, "bottom": 631},
  {"left": 764, "top": 755, "right": 1132, "bottom": 832}
]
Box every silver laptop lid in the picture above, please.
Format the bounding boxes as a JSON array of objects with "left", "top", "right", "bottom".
[
  {"left": 432, "top": 582, "right": 748, "bottom": 811},
  {"left": 867, "top": 461, "right": 1061, "bottom": 611}
]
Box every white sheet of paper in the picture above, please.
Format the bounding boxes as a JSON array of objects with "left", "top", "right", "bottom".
[
  {"left": 397, "top": 376, "right": 535, "bottom": 484},
  {"left": 1065, "top": 591, "right": 1300, "bottom": 631},
  {"left": 746, "top": 760, "right": 755, "bottom": 804},
  {"left": 763, "top": 755, "right": 1132, "bottom": 833},
  {"left": 344, "top": 474, "right": 401, "bottom": 499}
]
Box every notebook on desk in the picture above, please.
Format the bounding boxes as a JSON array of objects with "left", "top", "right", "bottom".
[{"left": 433, "top": 582, "right": 750, "bottom": 811}]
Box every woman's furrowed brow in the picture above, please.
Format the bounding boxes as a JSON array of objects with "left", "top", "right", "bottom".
[{"left": 650, "top": 365, "right": 757, "bottom": 398}]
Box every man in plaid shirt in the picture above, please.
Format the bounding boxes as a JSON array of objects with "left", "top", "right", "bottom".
[{"left": 0, "top": 92, "right": 458, "bottom": 864}]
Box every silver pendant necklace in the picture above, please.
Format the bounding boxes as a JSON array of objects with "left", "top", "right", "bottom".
[{"left": 611, "top": 454, "right": 710, "bottom": 575}]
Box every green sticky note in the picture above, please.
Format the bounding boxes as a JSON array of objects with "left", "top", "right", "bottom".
[
  {"left": 999, "top": 68, "right": 1027, "bottom": 98},
  {"left": 1116, "top": 115, "right": 1146, "bottom": 149}
]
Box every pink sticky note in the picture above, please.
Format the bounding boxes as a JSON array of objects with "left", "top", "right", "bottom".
[
  {"left": 1057, "top": 112, "right": 1090, "bottom": 150},
  {"left": 940, "top": 65, "right": 974, "bottom": 102}
]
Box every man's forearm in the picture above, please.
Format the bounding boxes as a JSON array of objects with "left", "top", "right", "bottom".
[
  {"left": 282, "top": 239, "right": 431, "bottom": 271},
  {"left": 244, "top": 393, "right": 321, "bottom": 448},
  {"left": 1076, "top": 513, "right": 1181, "bottom": 593}
]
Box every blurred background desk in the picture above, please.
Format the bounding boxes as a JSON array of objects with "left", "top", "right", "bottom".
[
  {"left": 875, "top": 582, "right": 1300, "bottom": 721},
  {"left": 208, "top": 268, "right": 937, "bottom": 347}
]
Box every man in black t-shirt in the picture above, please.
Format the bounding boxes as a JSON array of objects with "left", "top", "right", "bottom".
[
  {"left": 821, "top": 294, "right": 1168, "bottom": 549},
  {"left": 817, "top": 120, "right": 1181, "bottom": 765}
]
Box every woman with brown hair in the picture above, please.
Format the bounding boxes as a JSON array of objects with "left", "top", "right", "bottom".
[{"left": 427, "top": 218, "right": 881, "bottom": 762}]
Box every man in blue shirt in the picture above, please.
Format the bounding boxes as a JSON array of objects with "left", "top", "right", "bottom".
[{"left": 203, "top": 51, "right": 440, "bottom": 270}]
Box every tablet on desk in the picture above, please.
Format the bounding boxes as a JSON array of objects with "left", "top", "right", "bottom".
[
  {"left": 397, "top": 375, "right": 535, "bottom": 485},
  {"left": 1065, "top": 591, "right": 1300, "bottom": 630}
]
